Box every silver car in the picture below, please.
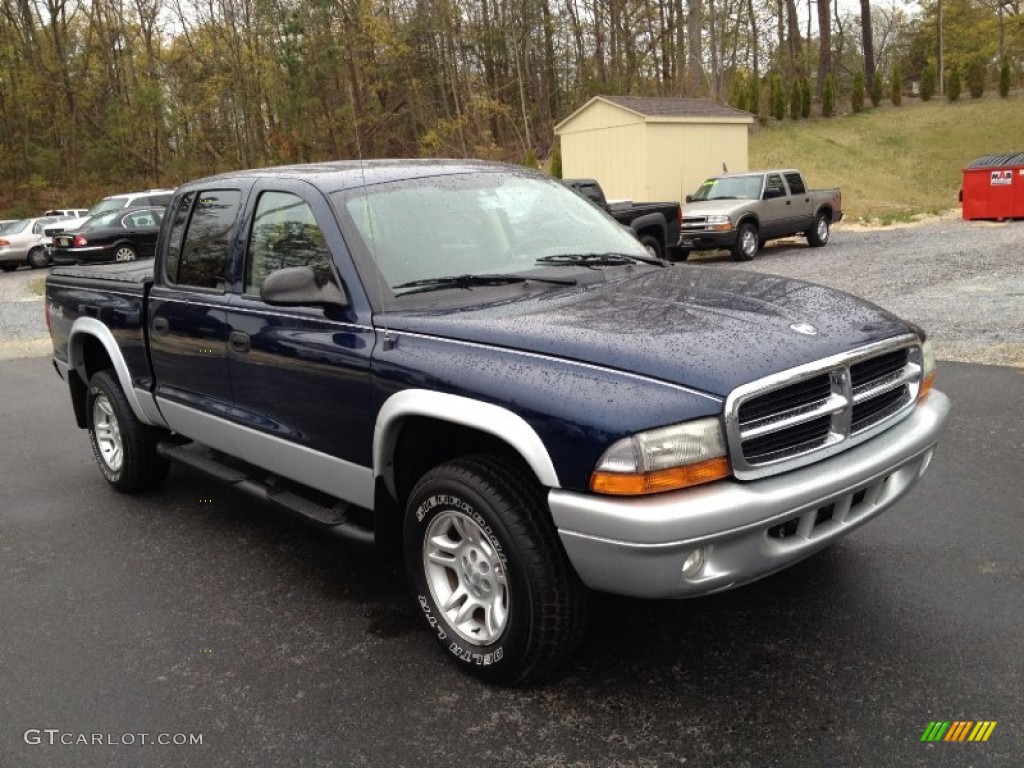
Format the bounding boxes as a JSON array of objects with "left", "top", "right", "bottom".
[{"left": 0, "top": 217, "right": 61, "bottom": 271}]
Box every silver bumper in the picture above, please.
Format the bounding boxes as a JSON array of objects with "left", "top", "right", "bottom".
[{"left": 549, "top": 390, "right": 950, "bottom": 598}]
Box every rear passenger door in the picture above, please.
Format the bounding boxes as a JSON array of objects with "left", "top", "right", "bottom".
[
  {"left": 783, "top": 172, "right": 813, "bottom": 233},
  {"left": 149, "top": 188, "right": 244, "bottom": 419},
  {"left": 759, "top": 173, "right": 790, "bottom": 238},
  {"left": 223, "top": 181, "right": 376, "bottom": 500}
]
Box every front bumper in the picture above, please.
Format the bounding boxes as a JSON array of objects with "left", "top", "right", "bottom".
[
  {"left": 549, "top": 390, "right": 950, "bottom": 598},
  {"left": 679, "top": 229, "right": 738, "bottom": 250}
]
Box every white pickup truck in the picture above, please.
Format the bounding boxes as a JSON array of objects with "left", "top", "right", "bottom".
[{"left": 679, "top": 169, "right": 843, "bottom": 261}]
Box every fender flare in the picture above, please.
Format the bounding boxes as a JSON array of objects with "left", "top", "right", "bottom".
[
  {"left": 628, "top": 212, "right": 667, "bottom": 241},
  {"left": 67, "top": 317, "right": 165, "bottom": 426},
  {"left": 373, "top": 390, "right": 560, "bottom": 495}
]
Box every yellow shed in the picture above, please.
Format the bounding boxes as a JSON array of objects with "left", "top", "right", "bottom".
[{"left": 554, "top": 96, "right": 755, "bottom": 204}]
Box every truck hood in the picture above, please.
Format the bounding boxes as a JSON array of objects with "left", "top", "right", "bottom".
[
  {"left": 382, "top": 266, "right": 913, "bottom": 398},
  {"left": 682, "top": 199, "right": 753, "bottom": 218}
]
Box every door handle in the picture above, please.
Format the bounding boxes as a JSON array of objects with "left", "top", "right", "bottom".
[
  {"left": 785, "top": 200, "right": 791, "bottom": 205},
  {"left": 152, "top": 316, "right": 169, "bottom": 335},
  {"left": 229, "top": 331, "right": 250, "bottom": 354}
]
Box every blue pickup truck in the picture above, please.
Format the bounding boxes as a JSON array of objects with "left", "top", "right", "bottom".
[{"left": 46, "top": 160, "right": 950, "bottom": 684}]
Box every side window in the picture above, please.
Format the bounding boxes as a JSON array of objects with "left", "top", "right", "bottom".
[
  {"left": 163, "top": 192, "right": 195, "bottom": 283},
  {"left": 245, "top": 191, "right": 333, "bottom": 296},
  {"left": 175, "top": 190, "right": 242, "bottom": 289},
  {"left": 784, "top": 173, "right": 806, "bottom": 195},
  {"left": 765, "top": 174, "right": 786, "bottom": 198}
]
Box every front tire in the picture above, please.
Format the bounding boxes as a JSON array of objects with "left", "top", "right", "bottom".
[
  {"left": 27, "top": 247, "right": 49, "bottom": 269},
  {"left": 639, "top": 235, "right": 663, "bottom": 260},
  {"left": 86, "top": 370, "right": 169, "bottom": 492},
  {"left": 807, "top": 212, "right": 830, "bottom": 247},
  {"left": 731, "top": 222, "right": 759, "bottom": 261},
  {"left": 404, "top": 455, "right": 590, "bottom": 685}
]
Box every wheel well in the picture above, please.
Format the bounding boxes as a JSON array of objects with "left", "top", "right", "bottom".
[
  {"left": 69, "top": 335, "right": 115, "bottom": 428},
  {"left": 390, "top": 417, "right": 532, "bottom": 508},
  {"left": 635, "top": 226, "right": 661, "bottom": 243},
  {"left": 737, "top": 215, "right": 759, "bottom": 231},
  {"left": 816, "top": 206, "right": 833, "bottom": 220}
]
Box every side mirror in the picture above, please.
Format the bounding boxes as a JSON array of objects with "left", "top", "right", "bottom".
[
  {"left": 260, "top": 266, "right": 348, "bottom": 309},
  {"left": 685, "top": 195, "right": 694, "bottom": 203}
]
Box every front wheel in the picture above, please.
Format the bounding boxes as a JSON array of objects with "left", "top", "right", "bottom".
[
  {"left": 86, "top": 370, "right": 169, "bottom": 492},
  {"left": 730, "top": 222, "right": 759, "bottom": 261},
  {"left": 404, "top": 456, "right": 590, "bottom": 685},
  {"left": 27, "top": 247, "right": 49, "bottom": 269},
  {"left": 806, "top": 212, "right": 830, "bottom": 247},
  {"left": 639, "top": 235, "right": 663, "bottom": 260}
]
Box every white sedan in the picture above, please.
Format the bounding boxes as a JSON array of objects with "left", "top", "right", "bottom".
[{"left": 0, "top": 217, "right": 62, "bottom": 271}]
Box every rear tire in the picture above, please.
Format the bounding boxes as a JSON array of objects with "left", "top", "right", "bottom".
[
  {"left": 639, "top": 235, "right": 663, "bottom": 260},
  {"left": 807, "top": 212, "right": 830, "bottom": 247},
  {"left": 730, "top": 222, "right": 759, "bottom": 261},
  {"left": 27, "top": 247, "right": 49, "bottom": 269},
  {"left": 113, "top": 245, "right": 137, "bottom": 262},
  {"left": 404, "top": 455, "right": 590, "bottom": 685},
  {"left": 666, "top": 246, "right": 691, "bottom": 262},
  {"left": 86, "top": 370, "right": 169, "bottom": 493}
]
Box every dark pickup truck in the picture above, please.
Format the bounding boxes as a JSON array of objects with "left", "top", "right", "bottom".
[
  {"left": 47, "top": 160, "right": 949, "bottom": 684},
  {"left": 561, "top": 177, "right": 682, "bottom": 259}
]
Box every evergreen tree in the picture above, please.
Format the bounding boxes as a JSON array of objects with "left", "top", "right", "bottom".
[
  {"left": 730, "top": 72, "right": 749, "bottom": 112},
  {"left": 801, "top": 77, "right": 812, "bottom": 118},
  {"left": 550, "top": 145, "right": 562, "bottom": 178},
  {"left": 870, "top": 72, "right": 883, "bottom": 107},
  {"left": 771, "top": 73, "right": 786, "bottom": 120},
  {"left": 921, "top": 63, "right": 936, "bottom": 101},
  {"left": 822, "top": 74, "right": 836, "bottom": 117},
  {"left": 946, "top": 66, "right": 962, "bottom": 101},
  {"left": 999, "top": 59, "right": 1011, "bottom": 98},
  {"left": 852, "top": 71, "right": 865, "bottom": 112},
  {"left": 967, "top": 60, "right": 985, "bottom": 98},
  {"left": 790, "top": 80, "right": 802, "bottom": 119},
  {"left": 748, "top": 76, "right": 761, "bottom": 116},
  {"left": 890, "top": 64, "right": 903, "bottom": 106}
]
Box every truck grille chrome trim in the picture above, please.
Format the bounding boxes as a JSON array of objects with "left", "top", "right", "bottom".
[{"left": 724, "top": 336, "right": 922, "bottom": 480}]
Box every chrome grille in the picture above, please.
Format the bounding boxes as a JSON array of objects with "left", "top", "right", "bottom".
[
  {"left": 725, "top": 337, "right": 923, "bottom": 480},
  {"left": 681, "top": 216, "right": 709, "bottom": 231}
]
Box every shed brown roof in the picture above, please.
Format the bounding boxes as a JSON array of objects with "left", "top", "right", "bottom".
[{"left": 600, "top": 95, "right": 753, "bottom": 119}]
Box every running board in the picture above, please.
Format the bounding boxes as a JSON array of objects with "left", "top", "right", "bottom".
[{"left": 157, "top": 440, "right": 374, "bottom": 545}]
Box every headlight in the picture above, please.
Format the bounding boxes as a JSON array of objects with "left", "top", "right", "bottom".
[
  {"left": 590, "top": 417, "right": 731, "bottom": 496},
  {"left": 705, "top": 215, "right": 733, "bottom": 231},
  {"left": 919, "top": 339, "right": 936, "bottom": 400}
]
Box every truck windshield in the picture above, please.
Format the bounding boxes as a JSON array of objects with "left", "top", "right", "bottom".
[
  {"left": 691, "top": 176, "right": 762, "bottom": 201},
  {"left": 331, "top": 172, "right": 647, "bottom": 295}
]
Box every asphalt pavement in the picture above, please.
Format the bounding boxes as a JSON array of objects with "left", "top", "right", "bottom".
[{"left": 0, "top": 356, "right": 1021, "bottom": 767}]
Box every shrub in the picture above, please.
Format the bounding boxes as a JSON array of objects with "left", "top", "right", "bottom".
[
  {"left": 550, "top": 145, "right": 562, "bottom": 178},
  {"left": 822, "top": 74, "right": 836, "bottom": 117},
  {"left": 748, "top": 75, "right": 761, "bottom": 116},
  {"left": 890, "top": 64, "right": 903, "bottom": 106},
  {"left": 851, "top": 71, "right": 865, "bottom": 113},
  {"left": 870, "top": 72, "right": 883, "bottom": 107},
  {"left": 801, "top": 77, "right": 812, "bottom": 118},
  {"left": 946, "top": 65, "right": 961, "bottom": 101},
  {"left": 967, "top": 60, "right": 985, "bottom": 98},
  {"left": 999, "top": 59, "right": 1011, "bottom": 98},
  {"left": 920, "top": 63, "right": 936, "bottom": 101},
  {"left": 729, "top": 72, "right": 749, "bottom": 112},
  {"left": 521, "top": 147, "right": 539, "bottom": 168},
  {"left": 790, "top": 80, "right": 802, "bottom": 119}
]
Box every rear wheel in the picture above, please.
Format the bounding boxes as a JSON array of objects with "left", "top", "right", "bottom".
[
  {"left": 113, "top": 245, "right": 137, "bottom": 262},
  {"left": 86, "top": 370, "right": 169, "bottom": 492},
  {"left": 404, "top": 455, "right": 590, "bottom": 685},
  {"left": 807, "top": 212, "right": 830, "bottom": 247},
  {"left": 639, "top": 235, "right": 663, "bottom": 260},
  {"left": 730, "top": 222, "right": 759, "bottom": 261},
  {"left": 666, "top": 246, "right": 691, "bottom": 262},
  {"left": 27, "top": 247, "right": 49, "bottom": 269}
]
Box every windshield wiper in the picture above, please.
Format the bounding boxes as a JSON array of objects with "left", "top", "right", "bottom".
[
  {"left": 393, "top": 273, "right": 577, "bottom": 296},
  {"left": 535, "top": 252, "right": 667, "bottom": 268}
]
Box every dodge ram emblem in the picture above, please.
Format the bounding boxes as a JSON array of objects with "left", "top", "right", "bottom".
[{"left": 789, "top": 322, "right": 818, "bottom": 336}]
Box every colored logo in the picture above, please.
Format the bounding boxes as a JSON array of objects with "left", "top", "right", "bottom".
[{"left": 920, "top": 720, "right": 997, "bottom": 742}]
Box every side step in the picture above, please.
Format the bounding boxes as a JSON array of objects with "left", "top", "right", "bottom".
[{"left": 156, "top": 439, "right": 374, "bottom": 545}]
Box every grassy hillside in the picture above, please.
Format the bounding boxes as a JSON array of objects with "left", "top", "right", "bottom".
[{"left": 749, "top": 93, "right": 1024, "bottom": 223}]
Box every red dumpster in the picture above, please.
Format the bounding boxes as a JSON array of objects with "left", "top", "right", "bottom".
[{"left": 961, "top": 152, "right": 1024, "bottom": 221}]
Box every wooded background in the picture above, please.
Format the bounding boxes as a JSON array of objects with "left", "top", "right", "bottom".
[{"left": 0, "top": 0, "right": 1021, "bottom": 209}]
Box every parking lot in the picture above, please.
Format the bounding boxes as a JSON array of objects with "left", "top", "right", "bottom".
[{"left": 1, "top": 217, "right": 1022, "bottom": 766}]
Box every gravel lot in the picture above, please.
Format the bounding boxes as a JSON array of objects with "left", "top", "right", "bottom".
[{"left": 1, "top": 215, "right": 1021, "bottom": 365}]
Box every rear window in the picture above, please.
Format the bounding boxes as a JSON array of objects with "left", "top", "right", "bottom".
[
  {"left": 165, "top": 190, "right": 242, "bottom": 289},
  {"left": 784, "top": 173, "right": 806, "bottom": 195},
  {"left": 88, "top": 197, "right": 130, "bottom": 216}
]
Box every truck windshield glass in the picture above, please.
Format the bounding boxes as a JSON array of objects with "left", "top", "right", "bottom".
[
  {"left": 691, "top": 176, "right": 762, "bottom": 201},
  {"left": 331, "top": 172, "right": 646, "bottom": 294}
]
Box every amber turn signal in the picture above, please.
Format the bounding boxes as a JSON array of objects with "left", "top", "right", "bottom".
[
  {"left": 590, "top": 456, "right": 731, "bottom": 496},
  {"left": 918, "top": 371, "right": 936, "bottom": 401}
]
